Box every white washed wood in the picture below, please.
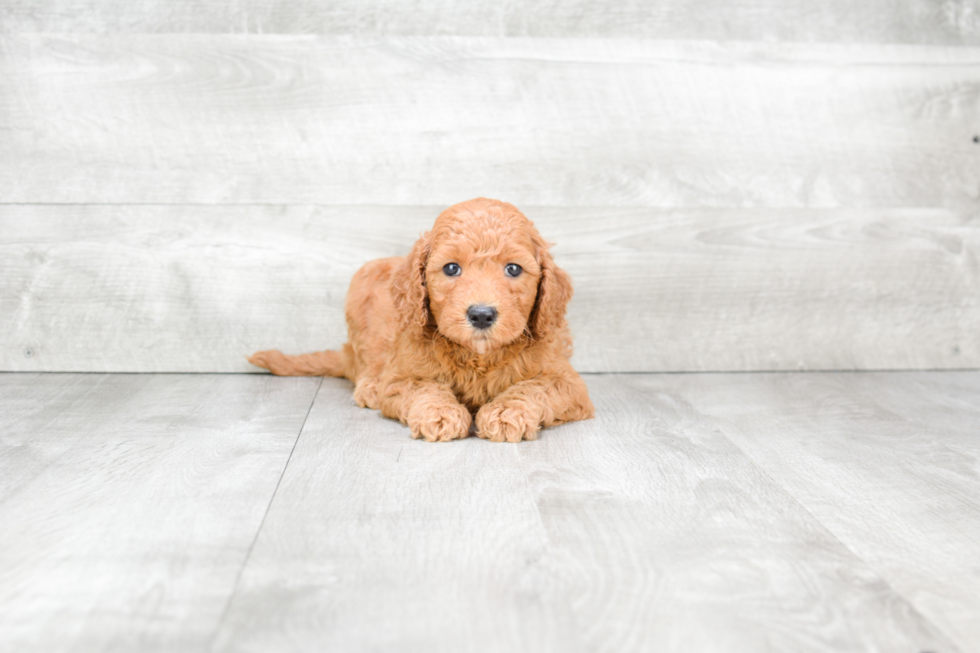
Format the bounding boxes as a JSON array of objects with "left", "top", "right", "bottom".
[
  {"left": 3, "top": 36, "right": 980, "bottom": 208},
  {"left": 0, "top": 374, "right": 155, "bottom": 502},
  {"left": 213, "top": 377, "right": 581, "bottom": 653},
  {"left": 214, "top": 375, "right": 955, "bottom": 652},
  {"left": 3, "top": 0, "right": 978, "bottom": 44},
  {"left": 0, "top": 373, "right": 320, "bottom": 653},
  {"left": 671, "top": 371, "right": 980, "bottom": 652},
  {"left": 516, "top": 374, "right": 964, "bottom": 651},
  {"left": 2, "top": 205, "right": 977, "bottom": 373}
]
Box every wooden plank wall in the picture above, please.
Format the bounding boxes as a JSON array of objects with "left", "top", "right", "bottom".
[
  {"left": 4, "top": 1, "right": 980, "bottom": 43},
  {"left": 1, "top": 3, "right": 978, "bottom": 372}
]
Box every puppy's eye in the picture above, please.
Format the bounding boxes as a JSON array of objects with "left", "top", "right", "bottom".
[
  {"left": 504, "top": 263, "right": 523, "bottom": 277},
  {"left": 443, "top": 262, "right": 461, "bottom": 276}
]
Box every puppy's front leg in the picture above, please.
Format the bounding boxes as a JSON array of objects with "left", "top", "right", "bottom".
[
  {"left": 379, "top": 379, "right": 472, "bottom": 442},
  {"left": 476, "top": 371, "right": 594, "bottom": 443}
]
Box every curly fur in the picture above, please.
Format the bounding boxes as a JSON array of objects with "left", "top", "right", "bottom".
[{"left": 249, "top": 197, "right": 595, "bottom": 442}]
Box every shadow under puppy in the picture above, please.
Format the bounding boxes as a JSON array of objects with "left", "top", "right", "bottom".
[{"left": 249, "top": 197, "right": 594, "bottom": 442}]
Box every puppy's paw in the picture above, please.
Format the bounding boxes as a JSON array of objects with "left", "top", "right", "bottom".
[
  {"left": 407, "top": 400, "right": 472, "bottom": 442},
  {"left": 352, "top": 380, "right": 379, "bottom": 409},
  {"left": 476, "top": 397, "right": 542, "bottom": 443}
]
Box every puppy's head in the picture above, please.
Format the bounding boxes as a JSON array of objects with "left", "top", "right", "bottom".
[{"left": 392, "top": 198, "right": 573, "bottom": 354}]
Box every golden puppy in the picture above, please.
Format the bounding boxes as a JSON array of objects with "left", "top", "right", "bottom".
[{"left": 249, "top": 197, "right": 594, "bottom": 442}]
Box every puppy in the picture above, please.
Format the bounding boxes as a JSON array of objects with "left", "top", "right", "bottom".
[{"left": 249, "top": 197, "right": 594, "bottom": 442}]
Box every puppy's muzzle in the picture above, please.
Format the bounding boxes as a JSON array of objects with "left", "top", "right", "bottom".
[{"left": 467, "top": 305, "right": 497, "bottom": 330}]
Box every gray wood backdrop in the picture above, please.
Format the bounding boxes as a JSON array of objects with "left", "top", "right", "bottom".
[{"left": 2, "top": 2, "right": 978, "bottom": 373}]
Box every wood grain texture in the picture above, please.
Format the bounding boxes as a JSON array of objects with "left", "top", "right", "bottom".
[
  {"left": 213, "top": 375, "right": 956, "bottom": 652},
  {"left": 2, "top": 205, "right": 977, "bottom": 373},
  {"left": 212, "top": 377, "right": 580, "bottom": 653},
  {"left": 2, "top": 371, "right": 976, "bottom": 650},
  {"left": 0, "top": 374, "right": 154, "bottom": 503},
  {"left": 0, "top": 373, "right": 320, "bottom": 653},
  {"left": 3, "top": 35, "right": 980, "bottom": 208},
  {"left": 3, "top": 0, "right": 980, "bottom": 44},
  {"left": 671, "top": 371, "right": 980, "bottom": 651}
]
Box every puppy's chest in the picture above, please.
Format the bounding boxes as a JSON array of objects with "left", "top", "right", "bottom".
[{"left": 446, "top": 360, "right": 525, "bottom": 410}]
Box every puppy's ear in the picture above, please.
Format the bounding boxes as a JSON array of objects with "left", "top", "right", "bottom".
[
  {"left": 529, "top": 240, "right": 573, "bottom": 341},
  {"left": 391, "top": 232, "right": 432, "bottom": 332}
]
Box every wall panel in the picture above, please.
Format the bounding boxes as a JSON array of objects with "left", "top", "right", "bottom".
[
  {"left": 2, "top": 0, "right": 979, "bottom": 44},
  {"left": 2, "top": 36, "right": 978, "bottom": 209},
  {"left": 2, "top": 205, "right": 976, "bottom": 373}
]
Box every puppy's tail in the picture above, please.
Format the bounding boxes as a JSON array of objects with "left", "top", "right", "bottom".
[{"left": 247, "top": 347, "right": 351, "bottom": 378}]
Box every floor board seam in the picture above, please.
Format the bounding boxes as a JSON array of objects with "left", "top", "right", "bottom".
[
  {"left": 703, "top": 415, "right": 965, "bottom": 652},
  {"left": 206, "top": 375, "right": 324, "bottom": 652}
]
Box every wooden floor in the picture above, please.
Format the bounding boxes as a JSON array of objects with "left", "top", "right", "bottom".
[{"left": 1, "top": 371, "right": 977, "bottom": 652}]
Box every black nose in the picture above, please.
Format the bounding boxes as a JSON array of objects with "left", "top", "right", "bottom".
[{"left": 467, "top": 305, "right": 498, "bottom": 330}]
